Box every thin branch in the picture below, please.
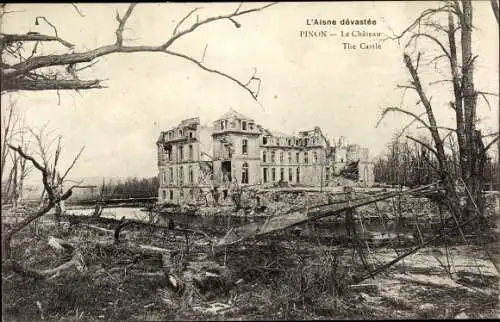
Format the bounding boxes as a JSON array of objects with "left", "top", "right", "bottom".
[
  {"left": 60, "top": 145, "right": 85, "bottom": 181},
  {"left": 8, "top": 144, "right": 52, "bottom": 200},
  {"left": 172, "top": 7, "right": 201, "bottom": 36},
  {"left": 115, "top": 4, "right": 137, "bottom": 46},
  {"left": 406, "top": 135, "right": 439, "bottom": 158},
  {"left": 405, "top": 33, "right": 451, "bottom": 61},
  {"left": 34, "top": 16, "right": 60, "bottom": 39},
  {"left": 165, "top": 50, "right": 259, "bottom": 100},
  {"left": 71, "top": 4, "right": 85, "bottom": 17},
  {"left": 481, "top": 131, "right": 499, "bottom": 138},
  {"left": 396, "top": 84, "right": 416, "bottom": 90},
  {"left": 429, "top": 79, "right": 453, "bottom": 86},
  {"left": 75, "top": 60, "right": 99, "bottom": 72},
  {"left": 200, "top": 44, "right": 208, "bottom": 63},
  {"left": 395, "top": 112, "right": 428, "bottom": 141},
  {"left": 385, "top": 4, "right": 458, "bottom": 43},
  {"left": 376, "top": 106, "right": 432, "bottom": 132},
  {"left": 482, "top": 135, "right": 499, "bottom": 154}
]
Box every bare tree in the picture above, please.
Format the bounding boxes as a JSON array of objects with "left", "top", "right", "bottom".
[
  {"left": 378, "top": 0, "right": 499, "bottom": 221},
  {"left": 2, "top": 127, "right": 84, "bottom": 259},
  {"left": 1, "top": 98, "right": 33, "bottom": 206},
  {"left": 1, "top": 98, "right": 22, "bottom": 181},
  {"left": 1, "top": 3, "right": 276, "bottom": 99}
]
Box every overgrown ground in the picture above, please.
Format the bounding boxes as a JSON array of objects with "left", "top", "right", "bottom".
[{"left": 2, "top": 194, "right": 500, "bottom": 320}]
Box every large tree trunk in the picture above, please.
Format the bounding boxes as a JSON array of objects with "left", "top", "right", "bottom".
[{"left": 460, "top": 0, "right": 483, "bottom": 220}]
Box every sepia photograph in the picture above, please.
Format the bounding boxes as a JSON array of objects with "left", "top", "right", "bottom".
[{"left": 1, "top": 1, "right": 499, "bottom": 320}]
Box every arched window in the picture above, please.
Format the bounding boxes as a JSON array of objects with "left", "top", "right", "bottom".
[
  {"left": 242, "top": 162, "right": 249, "bottom": 184},
  {"left": 242, "top": 121, "right": 247, "bottom": 130}
]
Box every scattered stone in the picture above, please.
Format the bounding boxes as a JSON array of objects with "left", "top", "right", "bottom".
[
  {"left": 193, "top": 302, "right": 231, "bottom": 314},
  {"left": 454, "top": 311, "right": 468, "bottom": 319},
  {"left": 418, "top": 303, "right": 437, "bottom": 312}
]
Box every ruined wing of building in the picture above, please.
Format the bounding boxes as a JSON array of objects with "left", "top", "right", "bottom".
[{"left": 156, "top": 109, "right": 375, "bottom": 204}]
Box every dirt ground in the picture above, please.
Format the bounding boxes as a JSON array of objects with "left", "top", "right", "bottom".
[{"left": 2, "top": 211, "right": 499, "bottom": 321}]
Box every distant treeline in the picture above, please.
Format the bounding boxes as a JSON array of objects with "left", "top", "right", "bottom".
[
  {"left": 374, "top": 135, "right": 499, "bottom": 188},
  {"left": 103, "top": 176, "right": 159, "bottom": 199}
]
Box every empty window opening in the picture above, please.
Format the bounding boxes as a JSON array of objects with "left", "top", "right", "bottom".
[
  {"left": 242, "top": 139, "right": 248, "bottom": 155},
  {"left": 242, "top": 162, "right": 249, "bottom": 184}
]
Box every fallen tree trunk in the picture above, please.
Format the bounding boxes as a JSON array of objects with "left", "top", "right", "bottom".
[
  {"left": 351, "top": 214, "right": 480, "bottom": 284},
  {"left": 66, "top": 214, "right": 212, "bottom": 242},
  {"left": 80, "top": 224, "right": 115, "bottom": 234},
  {"left": 9, "top": 251, "right": 84, "bottom": 280},
  {"left": 217, "top": 183, "right": 439, "bottom": 247},
  {"left": 47, "top": 236, "right": 74, "bottom": 253},
  {"left": 4, "top": 235, "right": 84, "bottom": 280}
]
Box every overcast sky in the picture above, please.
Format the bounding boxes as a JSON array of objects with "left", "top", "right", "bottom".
[{"left": 1, "top": 2, "right": 498, "bottom": 182}]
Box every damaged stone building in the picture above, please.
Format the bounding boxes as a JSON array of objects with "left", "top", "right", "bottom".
[{"left": 156, "top": 110, "right": 374, "bottom": 203}]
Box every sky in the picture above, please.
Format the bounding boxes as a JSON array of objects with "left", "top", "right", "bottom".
[{"left": 1, "top": 2, "right": 498, "bottom": 183}]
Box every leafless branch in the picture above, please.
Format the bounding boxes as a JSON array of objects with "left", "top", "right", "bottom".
[
  {"left": 34, "top": 16, "right": 60, "bottom": 39},
  {"left": 406, "top": 135, "right": 439, "bottom": 158},
  {"left": 385, "top": 4, "right": 457, "bottom": 43},
  {"left": 396, "top": 84, "right": 416, "bottom": 90},
  {"left": 166, "top": 50, "right": 260, "bottom": 100},
  {"left": 74, "top": 60, "right": 100, "bottom": 72},
  {"left": 8, "top": 144, "right": 52, "bottom": 199},
  {"left": 115, "top": 4, "right": 137, "bottom": 46},
  {"left": 429, "top": 79, "right": 453, "bottom": 86},
  {"left": 173, "top": 7, "right": 201, "bottom": 36},
  {"left": 60, "top": 145, "right": 85, "bottom": 181},
  {"left": 71, "top": 4, "right": 85, "bottom": 17},
  {"left": 201, "top": 44, "right": 208, "bottom": 63},
  {"left": 377, "top": 106, "right": 432, "bottom": 132},
  {"left": 405, "top": 33, "right": 451, "bottom": 61},
  {"left": 482, "top": 135, "right": 499, "bottom": 154}
]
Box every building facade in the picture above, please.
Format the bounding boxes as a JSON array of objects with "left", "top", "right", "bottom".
[{"left": 157, "top": 110, "right": 375, "bottom": 203}]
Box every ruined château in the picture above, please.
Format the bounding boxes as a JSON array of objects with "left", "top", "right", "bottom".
[{"left": 156, "top": 109, "right": 374, "bottom": 203}]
